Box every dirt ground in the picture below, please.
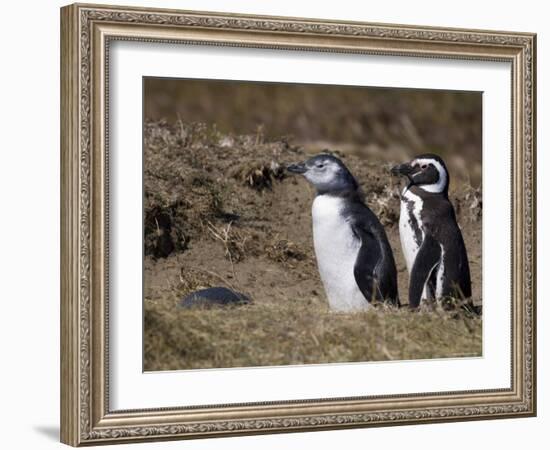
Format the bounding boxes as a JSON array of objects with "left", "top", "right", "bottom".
[{"left": 143, "top": 120, "right": 482, "bottom": 371}]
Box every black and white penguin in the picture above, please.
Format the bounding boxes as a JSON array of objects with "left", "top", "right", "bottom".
[
  {"left": 287, "top": 154, "right": 399, "bottom": 311},
  {"left": 391, "top": 154, "right": 472, "bottom": 308}
]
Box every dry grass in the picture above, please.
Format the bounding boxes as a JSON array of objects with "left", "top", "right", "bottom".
[
  {"left": 144, "top": 297, "right": 482, "bottom": 371},
  {"left": 144, "top": 78, "right": 483, "bottom": 185}
]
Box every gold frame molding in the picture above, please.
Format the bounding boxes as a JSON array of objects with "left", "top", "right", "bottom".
[{"left": 60, "top": 3, "right": 537, "bottom": 446}]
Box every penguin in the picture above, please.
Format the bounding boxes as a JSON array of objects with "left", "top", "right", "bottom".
[
  {"left": 287, "top": 154, "right": 399, "bottom": 311},
  {"left": 391, "top": 154, "right": 472, "bottom": 308}
]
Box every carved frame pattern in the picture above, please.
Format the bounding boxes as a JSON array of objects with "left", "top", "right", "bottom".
[{"left": 60, "top": 3, "right": 536, "bottom": 446}]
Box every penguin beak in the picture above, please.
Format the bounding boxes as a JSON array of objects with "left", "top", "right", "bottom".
[
  {"left": 287, "top": 162, "right": 307, "bottom": 174},
  {"left": 391, "top": 163, "right": 413, "bottom": 177}
]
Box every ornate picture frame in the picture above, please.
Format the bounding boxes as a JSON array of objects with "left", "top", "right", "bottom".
[{"left": 60, "top": 3, "right": 536, "bottom": 446}]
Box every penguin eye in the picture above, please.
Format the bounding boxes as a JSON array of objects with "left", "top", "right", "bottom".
[
  {"left": 316, "top": 163, "right": 325, "bottom": 169},
  {"left": 421, "top": 164, "right": 428, "bottom": 170}
]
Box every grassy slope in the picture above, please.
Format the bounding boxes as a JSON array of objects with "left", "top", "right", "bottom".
[
  {"left": 144, "top": 78, "right": 482, "bottom": 184},
  {"left": 143, "top": 120, "right": 482, "bottom": 371},
  {"left": 145, "top": 299, "right": 481, "bottom": 371}
]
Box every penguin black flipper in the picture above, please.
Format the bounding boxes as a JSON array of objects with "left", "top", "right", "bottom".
[
  {"left": 409, "top": 234, "right": 441, "bottom": 308},
  {"left": 351, "top": 224, "right": 382, "bottom": 303},
  {"left": 350, "top": 216, "right": 400, "bottom": 306}
]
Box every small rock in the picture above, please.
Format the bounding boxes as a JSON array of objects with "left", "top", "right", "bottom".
[{"left": 178, "top": 287, "right": 251, "bottom": 309}]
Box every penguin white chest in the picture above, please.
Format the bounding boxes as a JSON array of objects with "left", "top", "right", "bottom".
[
  {"left": 399, "top": 189, "right": 424, "bottom": 273},
  {"left": 311, "top": 195, "right": 369, "bottom": 312}
]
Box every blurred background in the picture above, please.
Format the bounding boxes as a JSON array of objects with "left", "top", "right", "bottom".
[{"left": 144, "top": 77, "right": 482, "bottom": 185}]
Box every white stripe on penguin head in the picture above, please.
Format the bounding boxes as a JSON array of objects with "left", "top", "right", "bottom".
[{"left": 413, "top": 157, "right": 448, "bottom": 193}]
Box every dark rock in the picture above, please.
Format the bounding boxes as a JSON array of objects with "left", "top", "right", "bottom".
[{"left": 178, "top": 287, "right": 251, "bottom": 309}]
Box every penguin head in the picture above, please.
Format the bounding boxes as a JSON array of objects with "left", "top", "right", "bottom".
[
  {"left": 287, "top": 154, "right": 358, "bottom": 195},
  {"left": 391, "top": 154, "right": 449, "bottom": 194}
]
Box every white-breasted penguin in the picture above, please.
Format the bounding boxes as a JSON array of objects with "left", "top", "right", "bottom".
[
  {"left": 287, "top": 154, "right": 399, "bottom": 311},
  {"left": 391, "top": 154, "right": 472, "bottom": 308}
]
